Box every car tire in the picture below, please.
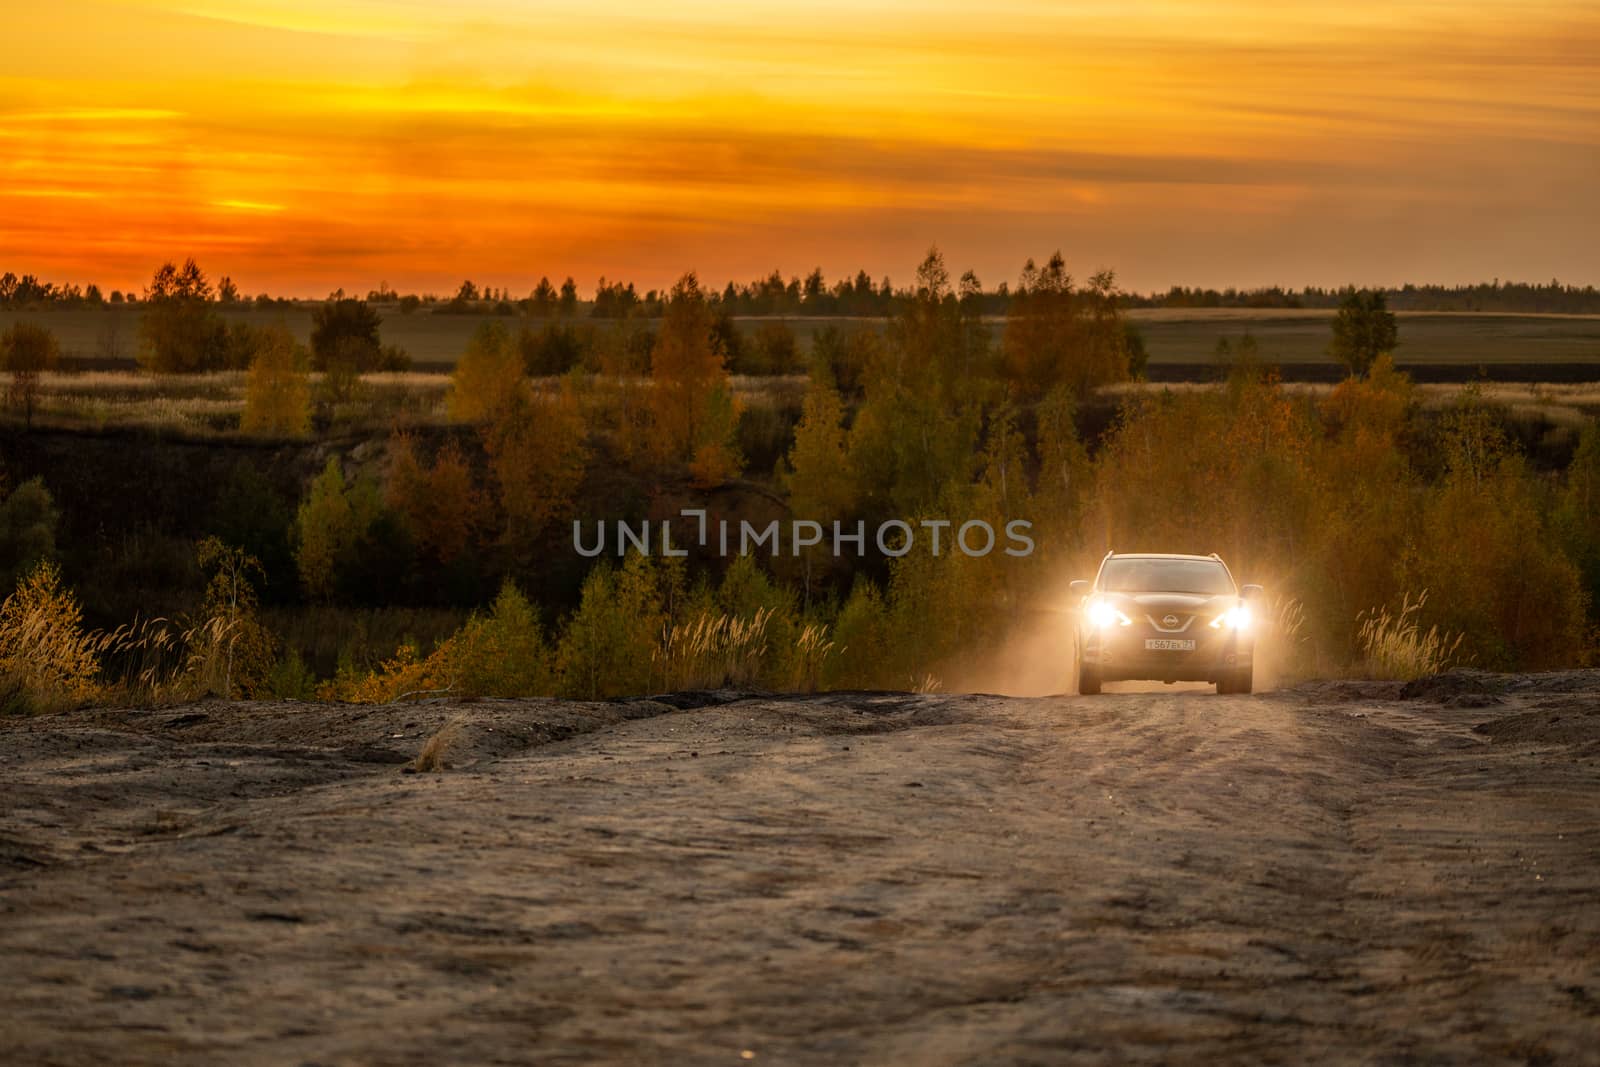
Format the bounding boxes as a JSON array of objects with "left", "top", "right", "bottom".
[
  {"left": 1078, "top": 661, "right": 1101, "bottom": 696},
  {"left": 1217, "top": 668, "right": 1252, "bottom": 695}
]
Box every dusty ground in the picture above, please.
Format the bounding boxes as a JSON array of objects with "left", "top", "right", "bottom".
[{"left": 3, "top": 672, "right": 1599, "bottom": 1065}]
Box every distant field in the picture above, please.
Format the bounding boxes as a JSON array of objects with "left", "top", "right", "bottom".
[{"left": 4, "top": 306, "right": 1598, "bottom": 368}]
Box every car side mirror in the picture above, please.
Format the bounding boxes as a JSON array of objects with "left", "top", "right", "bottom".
[
  {"left": 1241, "top": 584, "right": 1263, "bottom": 600},
  {"left": 1069, "top": 579, "right": 1090, "bottom": 599}
]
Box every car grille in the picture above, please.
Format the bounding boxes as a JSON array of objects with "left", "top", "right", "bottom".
[{"left": 1145, "top": 613, "right": 1196, "bottom": 633}]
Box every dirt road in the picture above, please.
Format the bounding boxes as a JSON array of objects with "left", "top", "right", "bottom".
[{"left": 4, "top": 673, "right": 1599, "bottom": 1065}]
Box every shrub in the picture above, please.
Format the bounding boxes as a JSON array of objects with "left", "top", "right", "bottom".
[
  {"left": 320, "top": 580, "right": 550, "bottom": 702},
  {"left": 0, "top": 561, "right": 97, "bottom": 713},
  {"left": 265, "top": 649, "right": 317, "bottom": 700}
]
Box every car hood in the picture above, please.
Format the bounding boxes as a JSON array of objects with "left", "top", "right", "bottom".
[{"left": 1099, "top": 592, "right": 1236, "bottom": 617}]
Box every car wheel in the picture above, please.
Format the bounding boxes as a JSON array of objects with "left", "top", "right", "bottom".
[
  {"left": 1217, "top": 668, "right": 1251, "bottom": 695},
  {"left": 1234, "top": 666, "right": 1253, "bottom": 695},
  {"left": 1076, "top": 651, "right": 1101, "bottom": 695}
]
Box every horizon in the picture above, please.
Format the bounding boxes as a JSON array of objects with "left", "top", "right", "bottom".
[
  {"left": 7, "top": 1, "right": 1598, "bottom": 297},
  {"left": 5, "top": 264, "right": 1598, "bottom": 306}
]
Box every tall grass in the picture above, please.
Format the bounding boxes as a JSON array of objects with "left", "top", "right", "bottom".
[
  {"left": 653, "top": 608, "right": 773, "bottom": 690},
  {"left": 0, "top": 562, "right": 98, "bottom": 713},
  {"left": 1357, "top": 592, "right": 1466, "bottom": 681}
]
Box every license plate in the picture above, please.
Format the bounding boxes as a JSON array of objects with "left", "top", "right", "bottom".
[{"left": 1145, "top": 639, "right": 1195, "bottom": 652}]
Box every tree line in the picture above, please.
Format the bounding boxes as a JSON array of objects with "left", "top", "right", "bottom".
[
  {"left": 6, "top": 263, "right": 1597, "bottom": 316},
  {"left": 0, "top": 246, "right": 1596, "bottom": 710}
]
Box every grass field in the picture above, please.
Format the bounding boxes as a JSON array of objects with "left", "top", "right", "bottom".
[{"left": 5, "top": 306, "right": 1599, "bottom": 367}]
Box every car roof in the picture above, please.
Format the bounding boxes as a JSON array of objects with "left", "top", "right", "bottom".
[{"left": 1106, "top": 553, "right": 1224, "bottom": 562}]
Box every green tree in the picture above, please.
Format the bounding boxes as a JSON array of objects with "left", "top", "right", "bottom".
[
  {"left": 294, "top": 459, "right": 393, "bottom": 600},
  {"left": 0, "top": 478, "right": 57, "bottom": 590},
  {"left": 1329, "top": 288, "right": 1398, "bottom": 379},
  {"left": 0, "top": 321, "right": 61, "bottom": 428},
  {"left": 556, "top": 555, "right": 664, "bottom": 698}
]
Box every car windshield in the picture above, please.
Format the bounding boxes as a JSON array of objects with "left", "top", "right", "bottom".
[{"left": 1099, "top": 558, "right": 1235, "bottom": 595}]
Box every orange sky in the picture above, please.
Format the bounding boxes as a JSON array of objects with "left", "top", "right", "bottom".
[{"left": 4, "top": 1, "right": 1597, "bottom": 297}]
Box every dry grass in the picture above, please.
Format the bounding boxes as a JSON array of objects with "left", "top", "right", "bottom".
[
  {"left": 654, "top": 608, "right": 773, "bottom": 691},
  {"left": 9, "top": 370, "right": 456, "bottom": 436},
  {"left": 413, "top": 717, "right": 465, "bottom": 772},
  {"left": 1357, "top": 592, "right": 1466, "bottom": 681},
  {"left": 790, "top": 623, "right": 839, "bottom": 692}
]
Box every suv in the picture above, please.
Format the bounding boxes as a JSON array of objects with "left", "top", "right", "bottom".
[{"left": 1072, "top": 552, "right": 1261, "bottom": 695}]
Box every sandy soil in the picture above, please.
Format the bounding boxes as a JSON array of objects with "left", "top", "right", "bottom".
[{"left": 3, "top": 672, "right": 1599, "bottom": 1065}]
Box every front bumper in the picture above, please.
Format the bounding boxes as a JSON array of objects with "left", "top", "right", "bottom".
[{"left": 1080, "top": 623, "right": 1252, "bottom": 683}]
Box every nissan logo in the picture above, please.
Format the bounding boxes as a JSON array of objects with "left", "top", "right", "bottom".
[{"left": 1163, "top": 614, "right": 1180, "bottom": 627}]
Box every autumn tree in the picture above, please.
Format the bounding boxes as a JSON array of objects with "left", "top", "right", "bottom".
[
  {"left": 449, "top": 321, "right": 523, "bottom": 422},
  {"left": 386, "top": 435, "right": 482, "bottom": 564},
  {"left": 1408, "top": 389, "right": 1585, "bottom": 668},
  {"left": 189, "top": 537, "right": 276, "bottom": 698},
  {"left": 1000, "top": 252, "right": 1130, "bottom": 400},
  {"left": 138, "top": 258, "right": 227, "bottom": 373},
  {"left": 0, "top": 321, "right": 60, "bottom": 427},
  {"left": 240, "top": 324, "right": 311, "bottom": 437},
  {"left": 1555, "top": 419, "right": 1600, "bottom": 620},
  {"left": 648, "top": 273, "right": 741, "bottom": 485},
  {"left": 849, "top": 248, "right": 986, "bottom": 518},
  {"left": 310, "top": 299, "right": 379, "bottom": 367},
  {"left": 1329, "top": 288, "right": 1398, "bottom": 378},
  {"left": 483, "top": 381, "right": 589, "bottom": 549},
  {"left": 782, "top": 372, "right": 857, "bottom": 603}
]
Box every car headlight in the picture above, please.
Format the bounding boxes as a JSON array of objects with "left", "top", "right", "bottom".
[
  {"left": 1210, "top": 603, "right": 1252, "bottom": 631},
  {"left": 1087, "top": 598, "right": 1132, "bottom": 629}
]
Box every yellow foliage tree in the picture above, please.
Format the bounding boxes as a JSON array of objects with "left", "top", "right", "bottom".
[
  {"left": 484, "top": 381, "right": 589, "bottom": 547},
  {"left": 648, "top": 274, "right": 740, "bottom": 485},
  {"left": 1001, "top": 252, "right": 1131, "bottom": 400},
  {"left": 240, "top": 324, "right": 310, "bottom": 437},
  {"left": 449, "top": 321, "right": 522, "bottom": 423},
  {"left": 294, "top": 458, "right": 384, "bottom": 600}
]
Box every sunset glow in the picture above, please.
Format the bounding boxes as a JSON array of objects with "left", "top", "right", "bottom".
[{"left": 5, "top": 0, "right": 1597, "bottom": 295}]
